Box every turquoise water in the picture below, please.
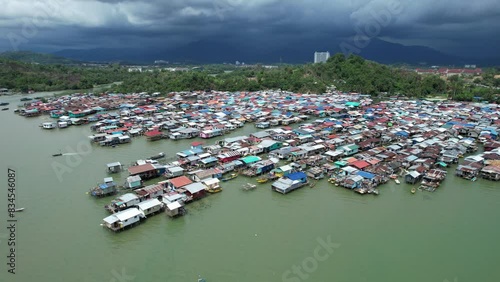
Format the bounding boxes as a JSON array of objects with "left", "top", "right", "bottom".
[{"left": 0, "top": 93, "right": 499, "bottom": 282}]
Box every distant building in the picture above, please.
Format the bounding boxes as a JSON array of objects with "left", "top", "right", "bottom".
[
  {"left": 164, "top": 67, "right": 189, "bottom": 72},
  {"left": 314, "top": 51, "right": 330, "bottom": 63},
  {"left": 464, "top": 64, "right": 477, "bottom": 69},
  {"left": 416, "top": 68, "right": 482, "bottom": 77},
  {"left": 128, "top": 67, "right": 142, "bottom": 73}
]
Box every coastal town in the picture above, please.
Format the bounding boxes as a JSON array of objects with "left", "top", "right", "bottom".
[{"left": 12, "top": 90, "right": 500, "bottom": 232}]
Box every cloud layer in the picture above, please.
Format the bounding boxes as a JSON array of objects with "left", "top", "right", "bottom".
[{"left": 1, "top": 0, "right": 499, "bottom": 58}]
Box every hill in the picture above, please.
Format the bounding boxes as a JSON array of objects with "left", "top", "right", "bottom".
[
  {"left": 0, "top": 58, "right": 129, "bottom": 92},
  {"left": 0, "top": 51, "right": 82, "bottom": 65}
]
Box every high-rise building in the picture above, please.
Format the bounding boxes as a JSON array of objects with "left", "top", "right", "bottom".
[{"left": 314, "top": 51, "right": 330, "bottom": 63}]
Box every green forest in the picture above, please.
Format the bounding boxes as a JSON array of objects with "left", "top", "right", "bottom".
[
  {"left": 0, "top": 59, "right": 129, "bottom": 92},
  {"left": 1, "top": 53, "right": 499, "bottom": 102}
]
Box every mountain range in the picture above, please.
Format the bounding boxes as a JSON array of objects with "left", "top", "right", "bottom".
[
  {"left": 53, "top": 38, "right": 499, "bottom": 66},
  {"left": 3, "top": 38, "right": 498, "bottom": 66}
]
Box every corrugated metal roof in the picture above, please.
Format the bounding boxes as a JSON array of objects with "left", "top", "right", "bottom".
[
  {"left": 184, "top": 182, "right": 207, "bottom": 194},
  {"left": 169, "top": 176, "right": 193, "bottom": 188},
  {"left": 137, "top": 199, "right": 162, "bottom": 211},
  {"left": 128, "top": 163, "right": 156, "bottom": 175},
  {"left": 409, "top": 171, "right": 421, "bottom": 178},
  {"left": 167, "top": 201, "right": 182, "bottom": 210},
  {"left": 118, "top": 193, "right": 138, "bottom": 202},
  {"left": 114, "top": 208, "right": 144, "bottom": 221}
]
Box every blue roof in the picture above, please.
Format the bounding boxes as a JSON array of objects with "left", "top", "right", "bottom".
[
  {"left": 287, "top": 172, "right": 307, "bottom": 181},
  {"left": 396, "top": 131, "right": 409, "bottom": 137},
  {"left": 180, "top": 149, "right": 194, "bottom": 156},
  {"left": 192, "top": 147, "right": 204, "bottom": 154},
  {"left": 99, "top": 182, "right": 115, "bottom": 189},
  {"left": 356, "top": 171, "right": 375, "bottom": 179},
  {"left": 201, "top": 157, "right": 218, "bottom": 163}
]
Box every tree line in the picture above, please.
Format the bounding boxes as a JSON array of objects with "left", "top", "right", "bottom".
[{"left": 1, "top": 54, "right": 499, "bottom": 102}]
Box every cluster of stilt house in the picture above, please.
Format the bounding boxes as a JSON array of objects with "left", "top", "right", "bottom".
[{"left": 22, "top": 91, "right": 499, "bottom": 232}]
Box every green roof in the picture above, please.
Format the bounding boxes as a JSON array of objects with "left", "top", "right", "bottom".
[
  {"left": 347, "top": 144, "right": 359, "bottom": 150},
  {"left": 345, "top": 102, "right": 360, "bottom": 107},
  {"left": 241, "top": 156, "right": 261, "bottom": 164}
]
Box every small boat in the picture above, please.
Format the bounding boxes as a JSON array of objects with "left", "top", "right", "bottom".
[
  {"left": 256, "top": 177, "right": 269, "bottom": 183},
  {"left": 149, "top": 152, "right": 165, "bottom": 160},
  {"left": 471, "top": 177, "right": 477, "bottom": 182},
  {"left": 197, "top": 275, "right": 206, "bottom": 282},
  {"left": 395, "top": 179, "right": 400, "bottom": 184},
  {"left": 207, "top": 187, "right": 222, "bottom": 193},
  {"left": 0, "top": 102, "right": 9, "bottom": 106},
  {"left": 1, "top": 107, "right": 8, "bottom": 111},
  {"left": 411, "top": 187, "right": 416, "bottom": 194},
  {"left": 242, "top": 183, "right": 257, "bottom": 191},
  {"left": 15, "top": 208, "right": 25, "bottom": 212},
  {"left": 20, "top": 97, "right": 32, "bottom": 101},
  {"left": 52, "top": 153, "right": 63, "bottom": 157},
  {"left": 389, "top": 174, "right": 398, "bottom": 179},
  {"left": 221, "top": 173, "right": 238, "bottom": 182}
]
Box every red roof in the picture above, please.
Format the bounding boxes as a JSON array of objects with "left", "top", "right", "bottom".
[
  {"left": 135, "top": 184, "right": 163, "bottom": 196},
  {"left": 191, "top": 141, "right": 204, "bottom": 147},
  {"left": 145, "top": 130, "right": 162, "bottom": 137},
  {"left": 107, "top": 127, "right": 128, "bottom": 134},
  {"left": 128, "top": 163, "right": 156, "bottom": 175},
  {"left": 169, "top": 176, "right": 193, "bottom": 188},
  {"left": 351, "top": 160, "right": 371, "bottom": 169},
  {"left": 345, "top": 157, "right": 358, "bottom": 163}
]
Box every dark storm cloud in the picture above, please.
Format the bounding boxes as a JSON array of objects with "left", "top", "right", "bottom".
[{"left": 0, "top": 0, "right": 498, "bottom": 57}]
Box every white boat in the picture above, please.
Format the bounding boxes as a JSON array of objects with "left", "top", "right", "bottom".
[
  {"left": 242, "top": 183, "right": 257, "bottom": 191},
  {"left": 395, "top": 179, "right": 400, "bottom": 184},
  {"left": 42, "top": 122, "right": 57, "bottom": 129},
  {"left": 58, "top": 121, "right": 69, "bottom": 128},
  {"left": 15, "top": 208, "right": 25, "bottom": 212}
]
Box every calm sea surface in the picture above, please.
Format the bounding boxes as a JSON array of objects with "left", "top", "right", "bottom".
[{"left": 0, "top": 92, "right": 499, "bottom": 282}]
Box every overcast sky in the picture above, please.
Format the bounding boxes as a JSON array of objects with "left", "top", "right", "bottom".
[{"left": 1, "top": 0, "right": 499, "bottom": 58}]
